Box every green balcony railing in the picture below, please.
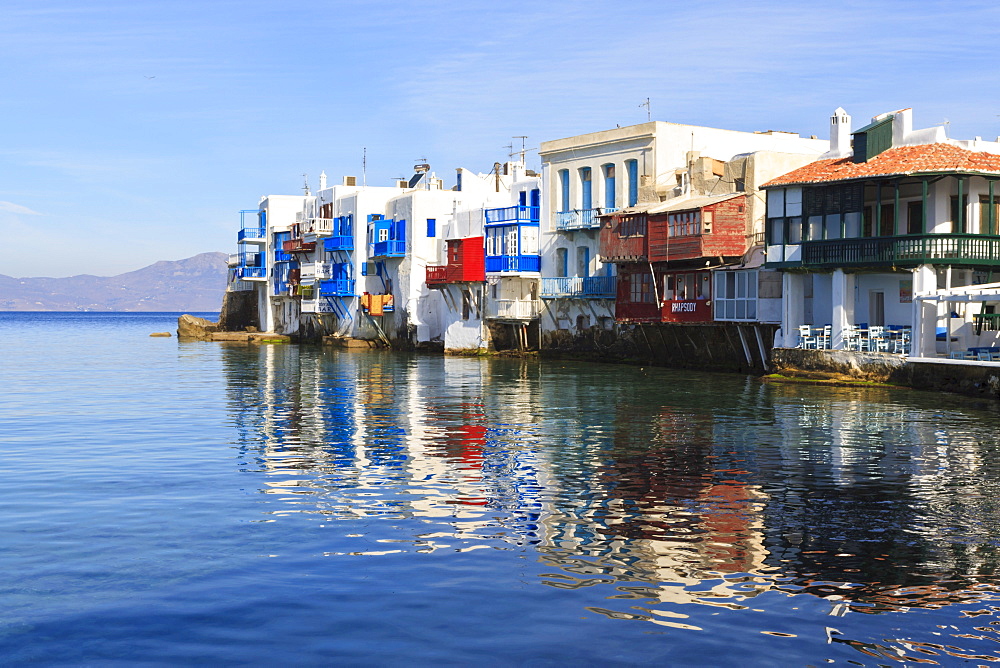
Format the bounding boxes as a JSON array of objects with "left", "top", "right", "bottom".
[{"left": 801, "top": 234, "right": 1000, "bottom": 268}]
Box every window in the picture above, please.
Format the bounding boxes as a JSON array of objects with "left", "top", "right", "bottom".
[
  {"left": 668, "top": 211, "right": 701, "bottom": 237},
  {"left": 714, "top": 270, "right": 758, "bottom": 322},
  {"left": 580, "top": 167, "right": 592, "bottom": 210},
  {"left": 626, "top": 159, "right": 639, "bottom": 207},
  {"left": 426, "top": 218, "right": 436, "bottom": 237},
  {"left": 907, "top": 201, "right": 923, "bottom": 235},
  {"left": 603, "top": 164, "right": 615, "bottom": 209},
  {"left": 559, "top": 170, "right": 570, "bottom": 212},
  {"left": 461, "top": 290, "right": 471, "bottom": 320},
  {"left": 629, "top": 272, "right": 653, "bottom": 303},
  {"left": 951, "top": 195, "right": 969, "bottom": 233},
  {"left": 555, "top": 248, "right": 568, "bottom": 277},
  {"left": 980, "top": 196, "right": 1000, "bottom": 235},
  {"left": 576, "top": 246, "right": 590, "bottom": 278}
]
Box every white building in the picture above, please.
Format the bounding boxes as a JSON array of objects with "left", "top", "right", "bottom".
[
  {"left": 537, "top": 122, "right": 828, "bottom": 347},
  {"left": 763, "top": 107, "right": 1000, "bottom": 357}
]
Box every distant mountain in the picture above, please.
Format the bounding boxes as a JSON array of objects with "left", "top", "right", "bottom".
[{"left": 0, "top": 252, "right": 229, "bottom": 312}]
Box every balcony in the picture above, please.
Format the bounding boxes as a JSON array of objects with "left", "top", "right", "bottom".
[
  {"left": 556, "top": 207, "right": 614, "bottom": 231},
  {"left": 300, "top": 262, "right": 332, "bottom": 281},
  {"left": 485, "top": 205, "right": 540, "bottom": 225},
  {"left": 274, "top": 248, "right": 293, "bottom": 263},
  {"left": 310, "top": 218, "right": 334, "bottom": 236},
  {"left": 485, "top": 299, "right": 542, "bottom": 320},
  {"left": 319, "top": 278, "right": 356, "bottom": 297},
  {"left": 236, "top": 267, "right": 266, "bottom": 281},
  {"left": 282, "top": 238, "right": 317, "bottom": 254},
  {"left": 238, "top": 226, "right": 266, "bottom": 243},
  {"left": 540, "top": 275, "right": 617, "bottom": 299},
  {"left": 324, "top": 235, "right": 354, "bottom": 252},
  {"left": 799, "top": 233, "right": 1000, "bottom": 269},
  {"left": 227, "top": 253, "right": 240, "bottom": 267},
  {"left": 371, "top": 240, "right": 406, "bottom": 258},
  {"left": 485, "top": 255, "right": 541, "bottom": 273}
]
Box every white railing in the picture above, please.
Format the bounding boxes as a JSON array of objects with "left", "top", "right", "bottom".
[
  {"left": 300, "top": 262, "right": 333, "bottom": 280},
  {"left": 227, "top": 253, "right": 240, "bottom": 266},
  {"left": 309, "top": 218, "right": 334, "bottom": 236},
  {"left": 486, "top": 299, "right": 542, "bottom": 320}
]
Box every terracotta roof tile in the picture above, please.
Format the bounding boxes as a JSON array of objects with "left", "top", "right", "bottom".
[{"left": 762, "top": 143, "right": 1000, "bottom": 187}]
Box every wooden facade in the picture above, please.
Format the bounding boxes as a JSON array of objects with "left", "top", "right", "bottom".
[
  {"left": 426, "top": 237, "right": 486, "bottom": 285},
  {"left": 604, "top": 195, "right": 749, "bottom": 324}
]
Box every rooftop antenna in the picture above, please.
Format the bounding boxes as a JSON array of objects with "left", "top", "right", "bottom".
[
  {"left": 363, "top": 147, "right": 367, "bottom": 187},
  {"left": 640, "top": 97, "right": 651, "bottom": 122},
  {"left": 512, "top": 135, "right": 529, "bottom": 164},
  {"left": 302, "top": 174, "right": 310, "bottom": 196}
]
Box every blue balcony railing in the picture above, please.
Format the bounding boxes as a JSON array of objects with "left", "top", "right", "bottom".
[
  {"left": 485, "top": 254, "right": 541, "bottom": 273},
  {"left": 485, "top": 205, "right": 540, "bottom": 225},
  {"left": 556, "top": 207, "right": 613, "bottom": 231},
  {"left": 238, "top": 227, "right": 266, "bottom": 242},
  {"left": 324, "top": 235, "right": 354, "bottom": 252},
  {"left": 319, "top": 278, "right": 356, "bottom": 297},
  {"left": 237, "top": 266, "right": 265, "bottom": 279},
  {"left": 274, "top": 249, "right": 293, "bottom": 263},
  {"left": 371, "top": 240, "right": 406, "bottom": 258},
  {"left": 540, "top": 275, "right": 617, "bottom": 298}
]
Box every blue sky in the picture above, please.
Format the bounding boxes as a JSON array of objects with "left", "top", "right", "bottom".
[{"left": 2, "top": 0, "right": 999, "bottom": 277}]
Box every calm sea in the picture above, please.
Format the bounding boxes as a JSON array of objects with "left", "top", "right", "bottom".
[{"left": 3, "top": 312, "right": 1000, "bottom": 665}]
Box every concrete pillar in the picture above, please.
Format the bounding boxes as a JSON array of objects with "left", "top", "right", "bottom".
[
  {"left": 831, "top": 269, "right": 853, "bottom": 349},
  {"left": 782, "top": 272, "right": 805, "bottom": 347},
  {"left": 911, "top": 265, "right": 937, "bottom": 357}
]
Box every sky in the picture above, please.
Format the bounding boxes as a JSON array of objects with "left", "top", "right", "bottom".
[{"left": 2, "top": 0, "right": 1000, "bottom": 277}]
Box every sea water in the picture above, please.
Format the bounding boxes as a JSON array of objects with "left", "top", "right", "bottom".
[{"left": 3, "top": 312, "right": 1000, "bottom": 665}]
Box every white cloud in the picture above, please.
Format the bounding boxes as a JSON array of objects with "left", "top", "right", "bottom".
[{"left": 0, "top": 201, "right": 41, "bottom": 215}]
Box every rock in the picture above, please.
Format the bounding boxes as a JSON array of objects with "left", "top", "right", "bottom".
[
  {"left": 177, "top": 314, "right": 220, "bottom": 340},
  {"left": 149, "top": 332, "right": 172, "bottom": 337}
]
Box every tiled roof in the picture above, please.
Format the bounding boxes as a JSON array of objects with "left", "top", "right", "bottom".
[{"left": 763, "top": 143, "right": 1000, "bottom": 187}]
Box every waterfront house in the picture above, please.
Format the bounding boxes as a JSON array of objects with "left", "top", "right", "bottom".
[
  {"left": 763, "top": 107, "right": 1000, "bottom": 357},
  {"left": 426, "top": 160, "right": 541, "bottom": 351},
  {"left": 539, "top": 122, "right": 827, "bottom": 348}
]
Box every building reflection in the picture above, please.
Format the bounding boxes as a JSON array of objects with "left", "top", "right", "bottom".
[{"left": 221, "top": 346, "right": 1000, "bottom": 647}]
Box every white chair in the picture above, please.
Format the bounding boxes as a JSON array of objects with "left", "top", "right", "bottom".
[
  {"left": 797, "top": 325, "right": 817, "bottom": 349},
  {"left": 868, "top": 326, "right": 890, "bottom": 352},
  {"left": 892, "top": 328, "right": 911, "bottom": 355},
  {"left": 816, "top": 325, "right": 832, "bottom": 350},
  {"left": 844, "top": 325, "right": 862, "bottom": 351}
]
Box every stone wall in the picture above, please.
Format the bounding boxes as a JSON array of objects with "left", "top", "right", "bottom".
[
  {"left": 542, "top": 322, "right": 778, "bottom": 373},
  {"left": 773, "top": 348, "right": 1000, "bottom": 400},
  {"left": 218, "top": 290, "right": 259, "bottom": 332}
]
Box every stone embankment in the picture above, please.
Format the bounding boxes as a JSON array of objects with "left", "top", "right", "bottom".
[{"left": 772, "top": 348, "right": 1000, "bottom": 400}]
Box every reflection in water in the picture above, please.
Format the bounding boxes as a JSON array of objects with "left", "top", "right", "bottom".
[{"left": 223, "top": 345, "right": 1000, "bottom": 663}]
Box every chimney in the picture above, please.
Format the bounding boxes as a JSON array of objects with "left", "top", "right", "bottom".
[
  {"left": 830, "top": 107, "right": 852, "bottom": 157},
  {"left": 319, "top": 171, "right": 327, "bottom": 190},
  {"left": 892, "top": 108, "right": 912, "bottom": 146}
]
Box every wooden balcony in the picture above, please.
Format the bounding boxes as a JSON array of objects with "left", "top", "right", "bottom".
[
  {"left": 485, "top": 299, "right": 541, "bottom": 320},
  {"left": 800, "top": 233, "right": 1000, "bottom": 269},
  {"left": 282, "top": 238, "right": 317, "bottom": 254}
]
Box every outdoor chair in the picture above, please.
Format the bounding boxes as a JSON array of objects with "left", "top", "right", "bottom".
[{"left": 797, "top": 325, "right": 817, "bottom": 349}]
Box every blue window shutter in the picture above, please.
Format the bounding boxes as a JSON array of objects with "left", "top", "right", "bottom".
[
  {"left": 519, "top": 191, "right": 527, "bottom": 206},
  {"left": 581, "top": 168, "right": 592, "bottom": 210},
  {"left": 559, "top": 170, "right": 569, "bottom": 211},
  {"left": 530, "top": 189, "right": 540, "bottom": 208},
  {"left": 627, "top": 160, "right": 639, "bottom": 207},
  {"left": 427, "top": 218, "right": 436, "bottom": 237}
]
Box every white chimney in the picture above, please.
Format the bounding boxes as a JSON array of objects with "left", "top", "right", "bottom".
[
  {"left": 891, "top": 108, "right": 912, "bottom": 146},
  {"left": 830, "top": 107, "right": 852, "bottom": 158},
  {"left": 318, "top": 171, "right": 327, "bottom": 190}
]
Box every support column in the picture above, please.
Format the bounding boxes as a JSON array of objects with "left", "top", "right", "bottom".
[
  {"left": 831, "top": 269, "right": 851, "bottom": 349},
  {"left": 911, "top": 264, "right": 937, "bottom": 357},
  {"left": 782, "top": 272, "right": 805, "bottom": 348}
]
